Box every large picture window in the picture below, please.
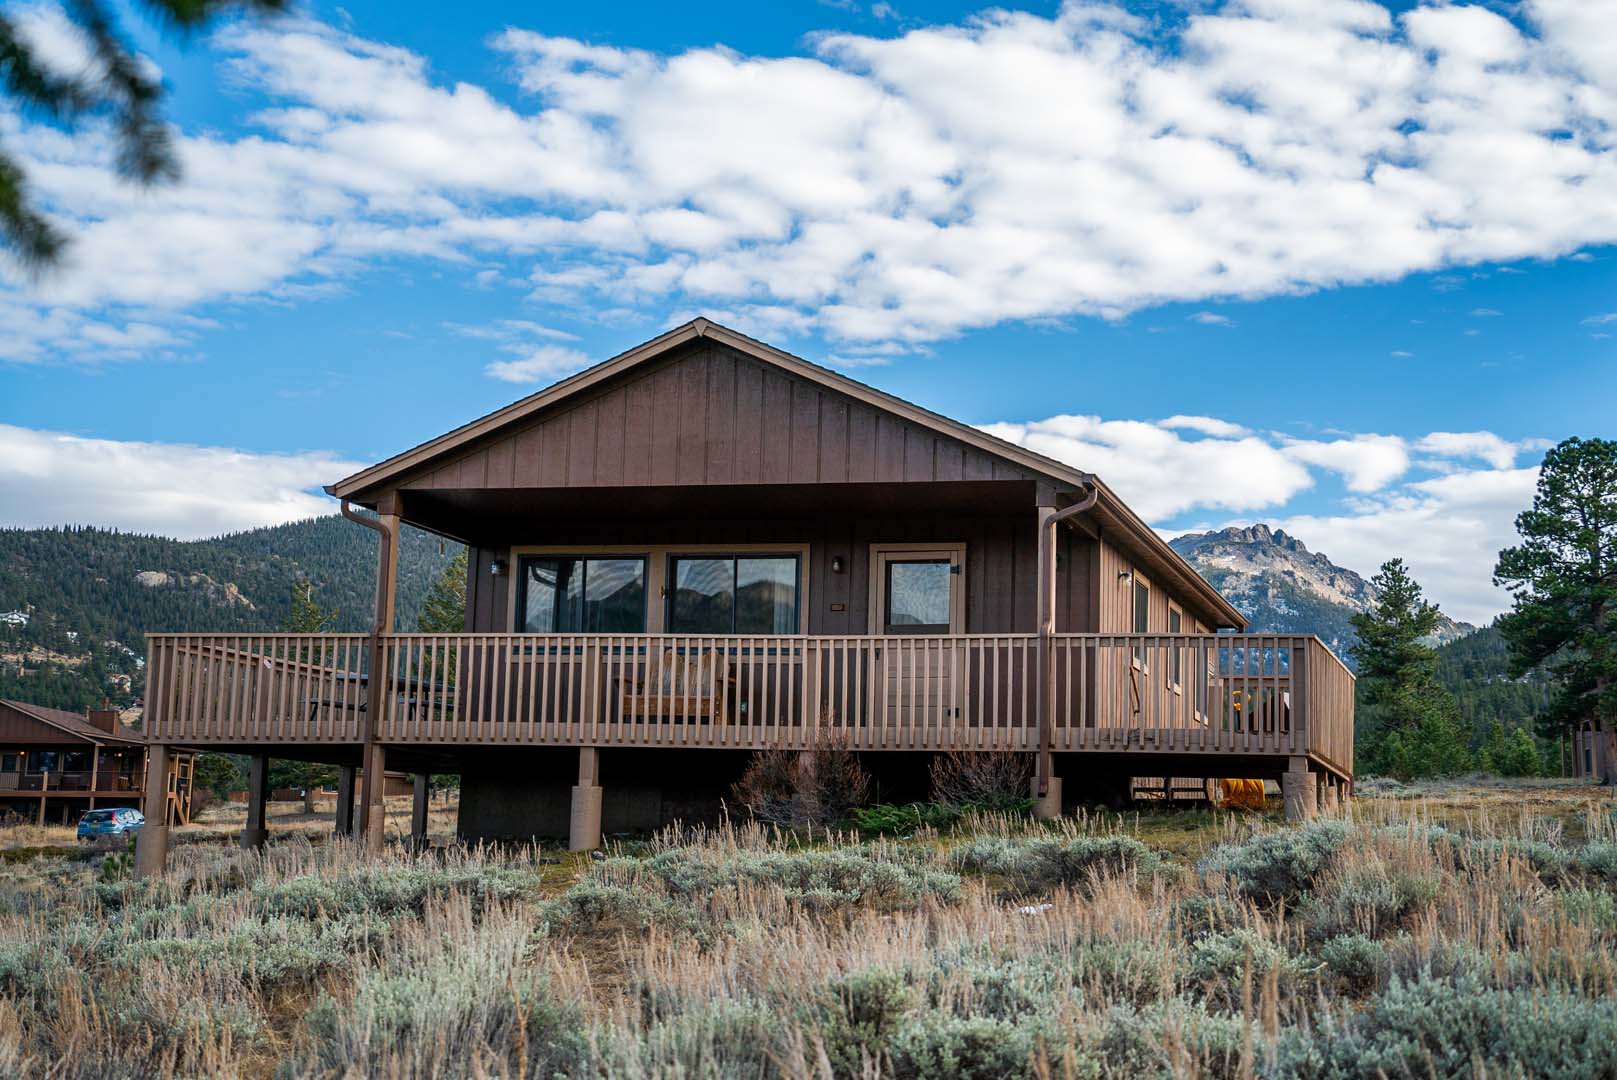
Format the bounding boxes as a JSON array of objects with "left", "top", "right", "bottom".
[
  {"left": 517, "top": 555, "right": 647, "bottom": 633},
  {"left": 668, "top": 554, "right": 800, "bottom": 634}
]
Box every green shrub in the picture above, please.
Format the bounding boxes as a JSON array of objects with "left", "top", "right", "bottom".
[
  {"left": 254, "top": 864, "right": 545, "bottom": 918},
  {"left": 1316, "top": 976, "right": 1617, "bottom": 1079},
  {"left": 815, "top": 968, "right": 914, "bottom": 1077},
  {"left": 1561, "top": 886, "right": 1617, "bottom": 931},
  {"left": 1199, "top": 819, "right": 1352, "bottom": 903},
  {"left": 1187, "top": 928, "right": 1295, "bottom": 1003},
  {"left": 889, "top": 1013, "right": 1036, "bottom": 1080},
  {"left": 1575, "top": 840, "right": 1617, "bottom": 884},
  {"left": 1318, "top": 934, "right": 1389, "bottom": 996},
  {"left": 638, "top": 846, "right": 963, "bottom": 910},
  {"left": 1300, "top": 867, "right": 1441, "bottom": 940},
  {"left": 545, "top": 880, "right": 708, "bottom": 941},
  {"left": 951, "top": 834, "right": 1159, "bottom": 895}
]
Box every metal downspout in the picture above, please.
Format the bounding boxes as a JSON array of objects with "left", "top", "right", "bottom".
[{"left": 1037, "top": 480, "right": 1099, "bottom": 799}]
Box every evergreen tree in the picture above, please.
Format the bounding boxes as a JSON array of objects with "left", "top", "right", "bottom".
[
  {"left": 415, "top": 550, "right": 466, "bottom": 791},
  {"left": 1495, "top": 437, "right": 1617, "bottom": 785},
  {"left": 286, "top": 579, "right": 336, "bottom": 633},
  {"left": 1, "top": 1, "right": 286, "bottom": 267},
  {"left": 416, "top": 550, "right": 468, "bottom": 633},
  {"left": 1349, "top": 560, "right": 1472, "bottom": 779},
  {"left": 278, "top": 579, "right": 337, "bottom": 791}
]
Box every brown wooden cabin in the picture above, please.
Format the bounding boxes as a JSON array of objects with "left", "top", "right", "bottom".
[
  {"left": 133, "top": 319, "right": 1352, "bottom": 872},
  {"left": 0, "top": 700, "right": 194, "bottom": 826}
]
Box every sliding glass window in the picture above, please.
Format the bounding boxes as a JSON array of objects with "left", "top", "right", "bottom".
[
  {"left": 668, "top": 555, "right": 800, "bottom": 634},
  {"left": 517, "top": 556, "right": 647, "bottom": 633}
]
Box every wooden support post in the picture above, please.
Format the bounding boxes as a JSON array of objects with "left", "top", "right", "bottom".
[
  {"left": 89, "top": 748, "right": 100, "bottom": 811},
  {"left": 358, "top": 743, "right": 387, "bottom": 853},
  {"left": 134, "top": 745, "right": 170, "bottom": 878},
  {"left": 410, "top": 773, "right": 429, "bottom": 849},
  {"left": 334, "top": 765, "right": 356, "bottom": 837},
  {"left": 1321, "top": 776, "right": 1341, "bottom": 814},
  {"left": 350, "top": 497, "right": 400, "bottom": 857},
  {"left": 1032, "top": 773, "right": 1062, "bottom": 820},
  {"left": 1282, "top": 757, "right": 1316, "bottom": 822},
  {"left": 242, "top": 754, "right": 269, "bottom": 849},
  {"left": 37, "top": 770, "right": 48, "bottom": 827},
  {"left": 570, "top": 747, "right": 603, "bottom": 852}
]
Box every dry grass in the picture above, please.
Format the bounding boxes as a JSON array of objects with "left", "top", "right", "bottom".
[{"left": 0, "top": 779, "right": 1614, "bottom": 1078}]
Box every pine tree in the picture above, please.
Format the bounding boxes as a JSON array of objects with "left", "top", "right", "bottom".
[
  {"left": 1349, "top": 560, "right": 1472, "bottom": 779},
  {"left": 1, "top": 1, "right": 286, "bottom": 268},
  {"left": 285, "top": 579, "right": 335, "bottom": 634},
  {"left": 1495, "top": 437, "right": 1617, "bottom": 784},
  {"left": 416, "top": 550, "right": 468, "bottom": 633}
]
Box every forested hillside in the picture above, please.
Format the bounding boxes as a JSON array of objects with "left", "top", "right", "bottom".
[
  {"left": 1433, "top": 623, "right": 1555, "bottom": 743},
  {"left": 0, "top": 518, "right": 459, "bottom": 710}
]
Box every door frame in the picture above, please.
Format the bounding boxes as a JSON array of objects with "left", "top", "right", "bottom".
[{"left": 867, "top": 542, "right": 966, "bottom": 634}]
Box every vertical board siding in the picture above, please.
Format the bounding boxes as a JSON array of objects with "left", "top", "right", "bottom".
[{"left": 405, "top": 340, "right": 1042, "bottom": 493}]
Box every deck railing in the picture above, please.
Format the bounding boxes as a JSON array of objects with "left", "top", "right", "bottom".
[{"left": 143, "top": 632, "right": 1354, "bottom": 770}]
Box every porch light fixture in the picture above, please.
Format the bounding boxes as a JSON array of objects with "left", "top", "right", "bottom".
[
  {"left": 490, "top": 558, "right": 509, "bottom": 577},
  {"left": 831, "top": 555, "right": 845, "bottom": 574},
  {"left": 1118, "top": 570, "right": 1133, "bottom": 581}
]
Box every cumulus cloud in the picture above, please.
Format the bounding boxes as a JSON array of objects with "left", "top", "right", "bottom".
[
  {"left": 0, "top": 424, "right": 361, "bottom": 538},
  {"left": 1281, "top": 435, "right": 1410, "bottom": 492},
  {"left": 1268, "top": 466, "right": 1540, "bottom": 625},
  {"left": 987, "top": 413, "right": 1544, "bottom": 621},
  {"left": 8, "top": 0, "right": 1617, "bottom": 358},
  {"left": 981, "top": 415, "right": 1316, "bottom": 519}
]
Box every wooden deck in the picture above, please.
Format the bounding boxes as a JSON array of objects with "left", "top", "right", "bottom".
[{"left": 143, "top": 632, "right": 1353, "bottom": 777}]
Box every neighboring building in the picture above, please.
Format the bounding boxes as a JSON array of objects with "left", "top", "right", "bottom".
[
  {"left": 134, "top": 319, "right": 1353, "bottom": 872},
  {"left": 0, "top": 700, "right": 194, "bottom": 826}
]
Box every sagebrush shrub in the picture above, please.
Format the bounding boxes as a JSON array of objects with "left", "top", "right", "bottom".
[
  {"left": 1199, "top": 818, "right": 1352, "bottom": 903},
  {"left": 951, "top": 834, "right": 1159, "bottom": 895},
  {"left": 1318, "top": 933, "right": 1389, "bottom": 996}
]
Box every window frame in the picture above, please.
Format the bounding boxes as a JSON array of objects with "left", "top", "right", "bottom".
[
  {"left": 1166, "top": 602, "right": 1184, "bottom": 693},
  {"left": 1131, "top": 571, "right": 1152, "bottom": 671},
  {"left": 868, "top": 543, "right": 966, "bottom": 635},
  {"left": 666, "top": 552, "right": 803, "bottom": 635},
  {"left": 506, "top": 544, "right": 810, "bottom": 633},
  {"left": 513, "top": 553, "right": 651, "bottom": 634}
]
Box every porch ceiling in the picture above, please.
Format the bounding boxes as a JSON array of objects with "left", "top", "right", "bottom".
[{"left": 398, "top": 479, "right": 1042, "bottom": 545}]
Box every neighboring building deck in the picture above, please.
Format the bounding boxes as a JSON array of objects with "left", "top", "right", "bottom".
[{"left": 143, "top": 630, "right": 1353, "bottom": 780}]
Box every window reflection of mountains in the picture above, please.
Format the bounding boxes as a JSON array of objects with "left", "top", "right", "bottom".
[{"left": 672, "top": 581, "right": 796, "bottom": 633}]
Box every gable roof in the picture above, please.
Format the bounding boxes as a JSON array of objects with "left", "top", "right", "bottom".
[
  {"left": 327, "top": 318, "right": 1243, "bottom": 627},
  {"left": 0, "top": 700, "right": 144, "bottom": 746}
]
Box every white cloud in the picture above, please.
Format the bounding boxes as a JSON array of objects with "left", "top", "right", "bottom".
[
  {"left": 1281, "top": 434, "right": 1410, "bottom": 492},
  {"left": 1158, "top": 415, "right": 1251, "bottom": 438},
  {"left": 0, "top": 424, "right": 360, "bottom": 538},
  {"left": 1414, "top": 430, "right": 1524, "bottom": 469},
  {"left": 1269, "top": 466, "right": 1540, "bottom": 624},
  {"left": 1470, "top": 307, "right": 1503, "bottom": 316},
  {"left": 485, "top": 345, "right": 594, "bottom": 383},
  {"left": 988, "top": 412, "right": 1540, "bottom": 621},
  {"left": 981, "top": 415, "right": 1316, "bottom": 519},
  {"left": 1188, "top": 312, "right": 1236, "bottom": 327},
  {"left": 9, "top": 1, "right": 1617, "bottom": 357}
]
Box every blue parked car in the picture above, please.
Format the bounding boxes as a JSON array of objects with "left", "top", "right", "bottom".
[{"left": 77, "top": 807, "right": 144, "bottom": 841}]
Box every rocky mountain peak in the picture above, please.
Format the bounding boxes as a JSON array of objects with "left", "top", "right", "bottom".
[{"left": 1169, "top": 524, "right": 1473, "bottom": 660}]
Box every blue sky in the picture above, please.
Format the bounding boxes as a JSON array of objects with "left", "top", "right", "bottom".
[{"left": 2, "top": 0, "right": 1616, "bottom": 623}]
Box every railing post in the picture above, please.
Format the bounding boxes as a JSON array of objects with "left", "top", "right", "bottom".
[{"left": 1291, "top": 641, "right": 1308, "bottom": 757}]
